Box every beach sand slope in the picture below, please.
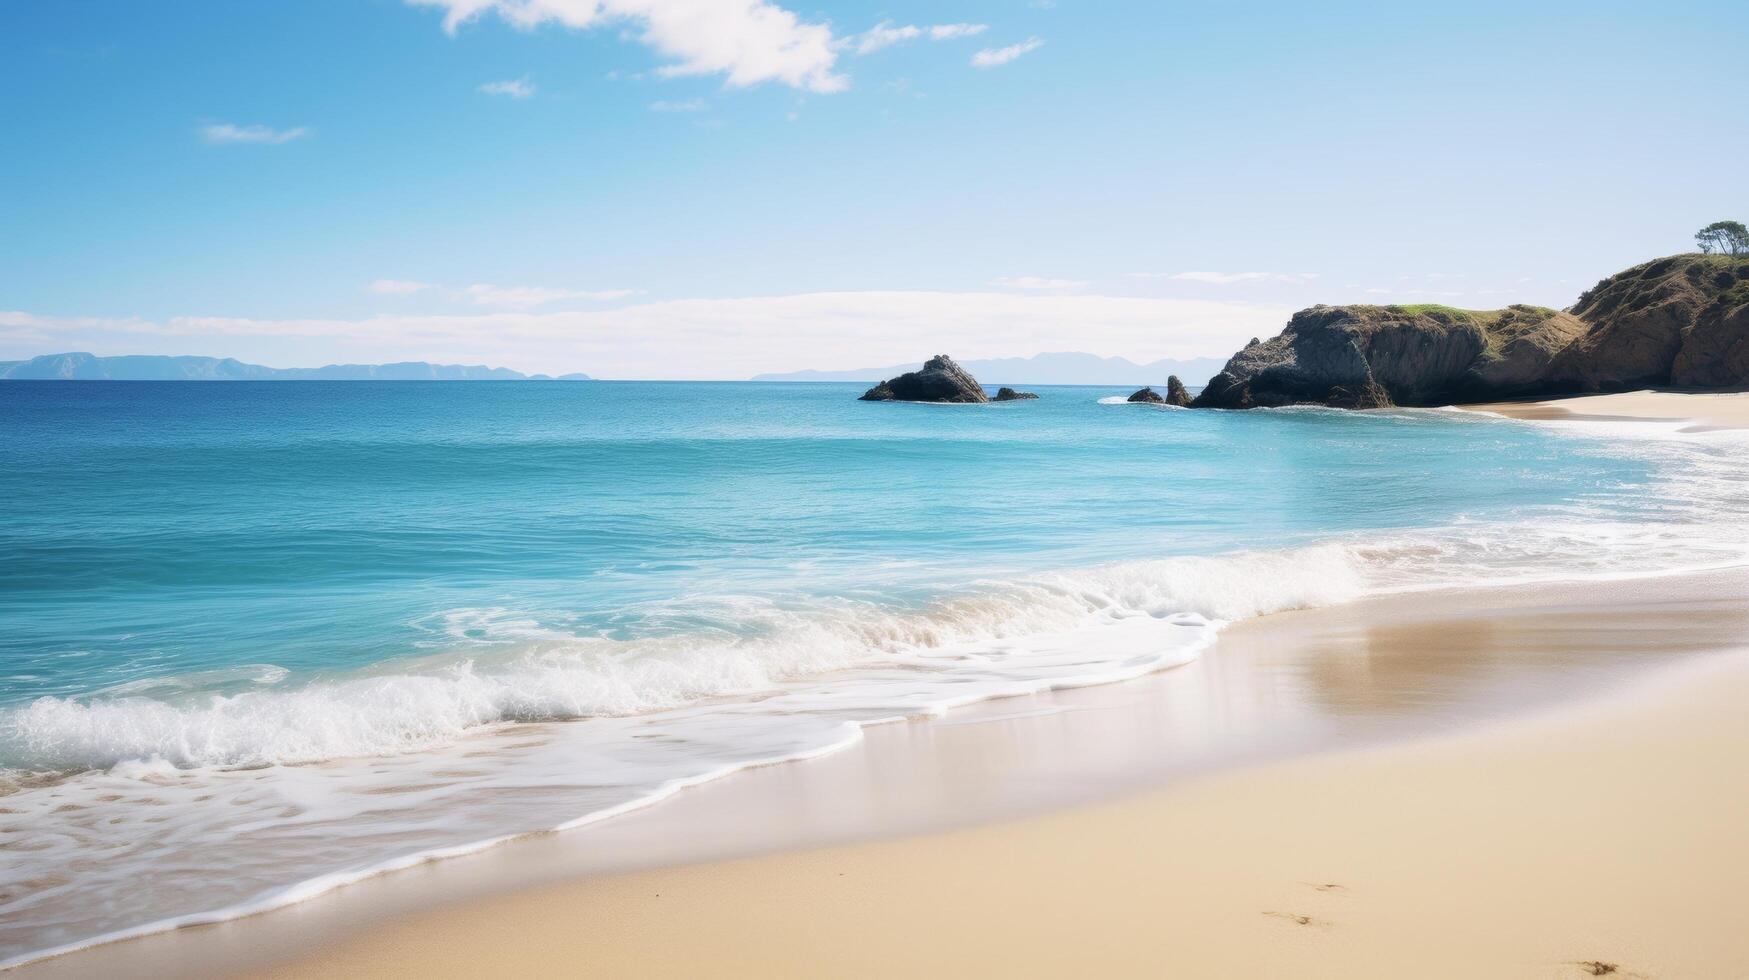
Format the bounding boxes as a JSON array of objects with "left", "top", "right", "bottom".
[{"left": 246, "top": 628, "right": 1749, "bottom": 979}]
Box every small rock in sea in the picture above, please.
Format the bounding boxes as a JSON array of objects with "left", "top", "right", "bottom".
[
  {"left": 858, "top": 354, "right": 989, "bottom": 403},
  {"left": 993, "top": 387, "right": 1039, "bottom": 401},
  {"left": 1127, "top": 386, "right": 1166, "bottom": 404},
  {"left": 1164, "top": 375, "right": 1193, "bottom": 407}
]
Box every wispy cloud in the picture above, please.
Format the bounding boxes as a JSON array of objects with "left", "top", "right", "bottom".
[
  {"left": 990, "top": 276, "right": 1087, "bottom": 291},
  {"left": 846, "top": 21, "right": 988, "bottom": 55},
  {"left": 408, "top": 0, "right": 846, "bottom": 93},
  {"left": 1130, "top": 271, "right": 1318, "bottom": 285},
  {"left": 478, "top": 75, "right": 536, "bottom": 98},
  {"left": 369, "top": 280, "right": 434, "bottom": 295},
  {"left": 929, "top": 23, "right": 987, "bottom": 41},
  {"left": 849, "top": 21, "right": 920, "bottom": 54},
  {"left": 971, "top": 37, "right": 1043, "bottom": 68},
  {"left": 648, "top": 98, "right": 706, "bottom": 112},
  {"left": 199, "top": 123, "right": 309, "bottom": 145}
]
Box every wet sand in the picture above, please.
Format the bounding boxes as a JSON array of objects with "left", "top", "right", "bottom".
[{"left": 18, "top": 567, "right": 1749, "bottom": 979}]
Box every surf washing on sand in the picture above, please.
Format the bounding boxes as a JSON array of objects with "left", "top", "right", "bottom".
[{"left": 2, "top": 380, "right": 1746, "bottom": 967}]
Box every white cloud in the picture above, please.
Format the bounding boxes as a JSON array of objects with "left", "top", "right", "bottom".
[
  {"left": 971, "top": 37, "right": 1042, "bottom": 68},
  {"left": 4, "top": 292, "right": 1289, "bottom": 380},
  {"left": 408, "top": 0, "right": 846, "bottom": 93},
  {"left": 199, "top": 123, "right": 309, "bottom": 145},
  {"left": 369, "top": 279, "right": 434, "bottom": 295},
  {"left": 648, "top": 98, "right": 706, "bottom": 112},
  {"left": 928, "top": 23, "right": 987, "bottom": 41},
  {"left": 463, "top": 284, "right": 636, "bottom": 308},
  {"left": 1131, "top": 271, "right": 1319, "bottom": 285},
  {"left": 989, "top": 276, "right": 1087, "bottom": 291},
  {"left": 848, "top": 21, "right": 919, "bottom": 55},
  {"left": 478, "top": 75, "right": 536, "bottom": 98},
  {"left": 844, "top": 21, "right": 986, "bottom": 55}
]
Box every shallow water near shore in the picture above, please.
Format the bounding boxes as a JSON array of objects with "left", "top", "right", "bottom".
[{"left": 2, "top": 381, "right": 1747, "bottom": 966}]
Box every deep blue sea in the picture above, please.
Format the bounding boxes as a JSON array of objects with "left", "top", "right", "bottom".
[{"left": 1, "top": 380, "right": 1744, "bottom": 964}]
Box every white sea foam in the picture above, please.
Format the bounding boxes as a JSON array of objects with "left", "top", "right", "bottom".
[
  {"left": 1094, "top": 395, "right": 1187, "bottom": 407},
  {"left": 2, "top": 544, "right": 1364, "bottom": 772}
]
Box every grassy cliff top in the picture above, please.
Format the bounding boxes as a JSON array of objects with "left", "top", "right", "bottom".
[
  {"left": 1573, "top": 252, "right": 1749, "bottom": 319},
  {"left": 1308, "top": 303, "right": 1561, "bottom": 330}
]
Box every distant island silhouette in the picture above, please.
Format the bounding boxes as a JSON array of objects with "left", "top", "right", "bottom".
[{"left": 0, "top": 352, "right": 591, "bottom": 381}]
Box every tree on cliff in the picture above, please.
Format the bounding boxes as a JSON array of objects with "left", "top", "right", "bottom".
[{"left": 1695, "top": 221, "right": 1749, "bottom": 256}]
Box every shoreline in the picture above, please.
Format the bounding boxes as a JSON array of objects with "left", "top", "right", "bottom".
[
  {"left": 248, "top": 641, "right": 1749, "bottom": 980},
  {"left": 16, "top": 565, "right": 1749, "bottom": 979}
]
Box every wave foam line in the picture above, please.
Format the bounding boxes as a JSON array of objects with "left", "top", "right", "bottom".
[{"left": 0, "top": 546, "right": 1363, "bottom": 773}]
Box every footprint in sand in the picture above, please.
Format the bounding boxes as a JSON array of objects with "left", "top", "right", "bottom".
[{"left": 1263, "top": 911, "right": 1316, "bottom": 927}]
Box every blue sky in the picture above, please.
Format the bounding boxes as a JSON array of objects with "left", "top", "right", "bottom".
[{"left": 3, "top": 0, "right": 1745, "bottom": 378}]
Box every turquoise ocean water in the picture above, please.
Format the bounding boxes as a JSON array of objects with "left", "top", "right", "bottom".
[{"left": 1, "top": 380, "right": 1745, "bottom": 964}]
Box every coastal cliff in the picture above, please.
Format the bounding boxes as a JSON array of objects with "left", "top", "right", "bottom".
[{"left": 1193, "top": 253, "right": 1749, "bottom": 409}]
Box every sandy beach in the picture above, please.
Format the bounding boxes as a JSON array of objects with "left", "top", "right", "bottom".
[
  {"left": 247, "top": 652, "right": 1749, "bottom": 980},
  {"left": 12, "top": 391, "right": 1747, "bottom": 980},
  {"left": 1466, "top": 388, "right": 1749, "bottom": 430}
]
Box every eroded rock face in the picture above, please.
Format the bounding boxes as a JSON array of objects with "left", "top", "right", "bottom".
[
  {"left": 1164, "top": 376, "right": 1193, "bottom": 407},
  {"left": 1554, "top": 255, "right": 1749, "bottom": 390},
  {"left": 1191, "top": 305, "right": 1482, "bottom": 408},
  {"left": 859, "top": 355, "right": 989, "bottom": 403},
  {"left": 993, "top": 387, "right": 1038, "bottom": 401},
  {"left": 1462, "top": 307, "right": 1589, "bottom": 397},
  {"left": 1673, "top": 297, "right": 1749, "bottom": 387},
  {"left": 1127, "top": 386, "right": 1166, "bottom": 404}
]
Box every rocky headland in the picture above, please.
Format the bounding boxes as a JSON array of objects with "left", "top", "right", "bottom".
[{"left": 1193, "top": 253, "right": 1749, "bottom": 409}]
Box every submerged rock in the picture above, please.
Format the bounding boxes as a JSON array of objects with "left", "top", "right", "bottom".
[
  {"left": 1127, "top": 386, "right": 1166, "bottom": 404},
  {"left": 859, "top": 354, "right": 989, "bottom": 403},
  {"left": 993, "top": 387, "right": 1038, "bottom": 401}
]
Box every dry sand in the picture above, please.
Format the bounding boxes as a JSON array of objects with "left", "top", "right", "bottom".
[
  {"left": 223, "top": 572, "right": 1749, "bottom": 980},
  {"left": 1466, "top": 388, "right": 1749, "bottom": 430}
]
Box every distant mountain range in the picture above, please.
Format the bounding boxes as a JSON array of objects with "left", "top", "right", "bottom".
[
  {"left": 751, "top": 351, "right": 1228, "bottom": 386},
  {"left": 0, "top": 352, "right": 591, "bottom": 381}
]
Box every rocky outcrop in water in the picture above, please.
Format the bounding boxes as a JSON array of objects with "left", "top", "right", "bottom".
[
  {"left": 1164, "top": 376, "right": 1193, "bottom": 407},
  {"left": 1127, "top": 386, "right": 1165, "bottom": 404},
  {"left": 859, "top": 354, "right": 989, "bottom": 403},
  {"left": 993, "top": 387, "right": 1038, "bottom": 401},
  {"left": 1192, "top": 253, "right": 1749, "bottom": 409}
]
